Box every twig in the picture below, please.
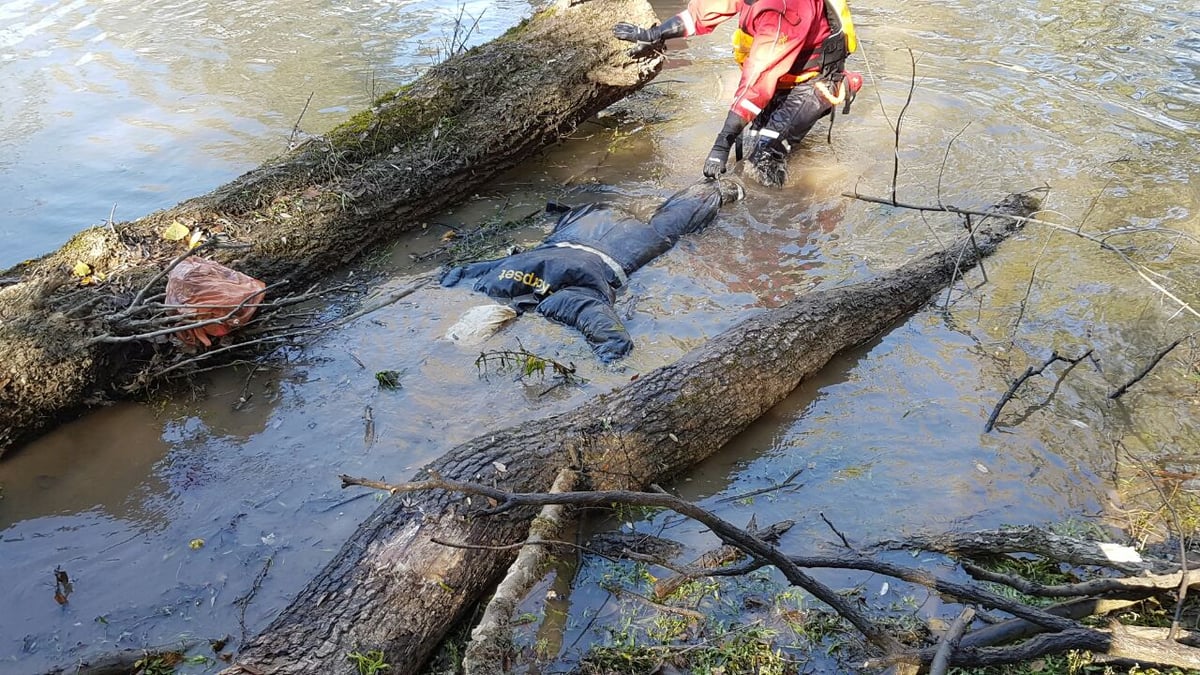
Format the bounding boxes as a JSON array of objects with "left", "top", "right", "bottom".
[
  {"left": 1121, "top": 444, "right": 1190, "bottom": 641},
  {"left": 963, "top": 214, "right": 988, "bottom": 285},
  {"left": 930, "top": 607, "right": 975, "bottom": 675},
  {"left": 936, "top": 122, "right": 972, "bottom": 207},
  {"left": 611, "top": 585, "right": 707, "bottom": 622},
  {"left": 967, "top": 556, "right": 1200, "bottom": 602},
  {"left": 943, "top": 214, "right": 982, "bottom": 310},
  {"left": 463, "top": 469, "right": 577, "bottom": 675},
  {"left": 891, "top": 48, "right": 919, "bottom": 205},
  {"left": 985, "top": 349, "right": 1094, "bottom": 432},
  {"left": 232, "top": 363, "right": 261, "bottom": 411},
  {"left": 288, "top": 92, "right": 314, "bottom": 149},
  {"left": 820, "top": 512, "right": 852, "bottom": 549},
  {"left": 235, "top": 556, "right": 273, "bottom": 645},
  {"left": 146, "top": 274, "right": 431, "bottom": 380},
  {"left": 363, "top": 406, "right": 375, "bottom": 447},
  {"left": 1109, "top": 337, "right": 1185, "bottom": 400},
  {"left": 123, "top": 240, "right": 215, "bottom": 313},
  {"left": 91, "top": 281, "right": 286, "bottom": 344},
  {"left": 715, "top": 467, "right": 804, "bottom": 503},
  {"left": 1008, "top": 226, "right": 1056, "bottom": 344}
]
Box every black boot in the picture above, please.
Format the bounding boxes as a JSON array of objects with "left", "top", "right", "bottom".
[{"left": 747, "top": 144, "right": 788, "bottom": 188}]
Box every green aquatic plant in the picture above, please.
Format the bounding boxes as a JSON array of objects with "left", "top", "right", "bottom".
[{"left": 347, "top": 649, "right": 391, "bottom": 675}]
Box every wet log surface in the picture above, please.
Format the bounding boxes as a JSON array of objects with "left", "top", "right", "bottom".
[
  {"left": 219, "top": 194, "right": 1040, "bottom": 674},
  {"left": 0, "top": 0, "right": 661, "bottom": 456}
]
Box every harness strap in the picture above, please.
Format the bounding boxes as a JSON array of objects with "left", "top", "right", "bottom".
[
  {"left": 552, "top": 242, "right": 629, "bottom": 287},
  {"left": 814, "top": 79, "right": 846, "bottom": 106}
]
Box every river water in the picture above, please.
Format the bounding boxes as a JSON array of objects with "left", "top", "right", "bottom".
[{"left": 1, "top": 0, "right": 1198, "bottom": 672}]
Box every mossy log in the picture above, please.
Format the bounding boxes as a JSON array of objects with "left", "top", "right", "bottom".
[
  {"left": 218, "top": 194, "right": 1040, "bottom": 675},
  {"left": 0, "top": 0, "right": 661, "bottom": 456}
]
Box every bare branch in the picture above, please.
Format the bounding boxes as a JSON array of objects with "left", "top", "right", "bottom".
[
  {"left": 929, "top": 607, "right": 975, "bottom": 675},
  {"left": 891, "top": 48, "right": 919, "bottom": 205},
  {"left": 1109, "top": 337, "right": 1186, "bottom": 400},
  {"left": 985, "top": 348, "right": 1094, "bottom": 432}
]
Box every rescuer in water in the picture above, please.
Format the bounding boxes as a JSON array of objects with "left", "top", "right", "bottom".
[{"left": 613, "top": 0, "right": 863, "bottom": 187}]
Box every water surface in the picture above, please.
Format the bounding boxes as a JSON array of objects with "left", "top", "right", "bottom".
[{"left": 1, "top": 0, "right": 1198, "bottom": 671}]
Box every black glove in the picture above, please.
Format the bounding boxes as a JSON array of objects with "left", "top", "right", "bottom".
[
  {"left": 612, "top": 15, "right": 686, "bottom": 58},
  {"left": 703, "top": 111, "right": 748, "bottom": 179}
]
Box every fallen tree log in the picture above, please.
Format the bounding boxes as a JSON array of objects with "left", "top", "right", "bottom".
[
  {"left": 344, "top": 479, "right": 1200, "bottom": 672},
  {"left": 0, "top": 0, "right": 661, "bottom": 455},
  {"left": 218, "top": 193, "right": 1040, "bottom": 674}
]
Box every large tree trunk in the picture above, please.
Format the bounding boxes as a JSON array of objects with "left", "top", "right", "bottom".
[
  {"left": 0, "top": 0, "right": 661, "bottom": 455},
  {"left": 221, "top": 194, "right": 1041, "bottom": 675}
]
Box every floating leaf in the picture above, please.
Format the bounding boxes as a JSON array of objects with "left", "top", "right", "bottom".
[
  {"left": 72, "top": 261, "right": 92, "bottom": 277},
  {"left": 975, "top": 463, "right": 990, "bottom": 474},
  {"left": 162, "top": 220, "right": 190, "bottom": 241},
  {"left": 189, "top": 538, "right": 205, "bottom": 550}
]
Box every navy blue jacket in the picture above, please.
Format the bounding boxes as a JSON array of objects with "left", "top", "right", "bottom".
[{"left": 441, "top": 179, "right": 743, "bottom": 361}]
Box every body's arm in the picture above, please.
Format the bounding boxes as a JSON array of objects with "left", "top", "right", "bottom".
[{"left": 536, "top": 287, "right": 633, "bottom": 362}]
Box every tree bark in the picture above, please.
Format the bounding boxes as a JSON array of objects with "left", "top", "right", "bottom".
[
  {"left": 219, "top": 194, "right": 1040, "bottom": 674},
  {"left": 0, "top": 0, "right": 661, "bottom": 456}
]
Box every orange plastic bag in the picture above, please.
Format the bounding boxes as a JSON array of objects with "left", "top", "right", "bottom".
[{"left": 165, "top": 257, "right": 267, "bottom": 347}]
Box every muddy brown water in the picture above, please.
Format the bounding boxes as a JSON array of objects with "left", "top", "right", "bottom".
[{"left": 2, "top": 0, "right": 1198, "bottom": 671}]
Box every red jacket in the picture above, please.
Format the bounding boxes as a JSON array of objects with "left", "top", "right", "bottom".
[{"left": 673, "top": 0, "right": 830, "bottom": 122}]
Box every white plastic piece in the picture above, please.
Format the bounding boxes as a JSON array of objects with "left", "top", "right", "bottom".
[{"left": 445, "top": 304, "right": 517, "bottom": 344}]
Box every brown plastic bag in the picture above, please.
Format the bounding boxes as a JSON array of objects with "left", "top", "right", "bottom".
[{"left": 165, "top": 257, "right": 267, "bottom": 347}]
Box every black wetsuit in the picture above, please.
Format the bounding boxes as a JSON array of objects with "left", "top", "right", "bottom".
[{"left": 440, "top": 179, "right": 742, "bottom": 361}]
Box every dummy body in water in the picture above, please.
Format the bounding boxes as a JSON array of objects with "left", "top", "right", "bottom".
[{"left": 441, "top": 179, "right": 745, "bottom": 361}]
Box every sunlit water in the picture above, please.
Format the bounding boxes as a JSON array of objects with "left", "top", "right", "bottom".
[{"left": 1, "top": 0, "right": 1198, "bottom": 671}]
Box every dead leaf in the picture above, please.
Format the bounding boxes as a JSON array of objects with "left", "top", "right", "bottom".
[
  {"left": 187, "top": 229, "right": 204, "bottom": 250},
  {"left": 72, "top": 261, "right": 91, "bottom": 277},
  {"left": 162, "top": 220, "right": 190, "bottom": 241}
]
